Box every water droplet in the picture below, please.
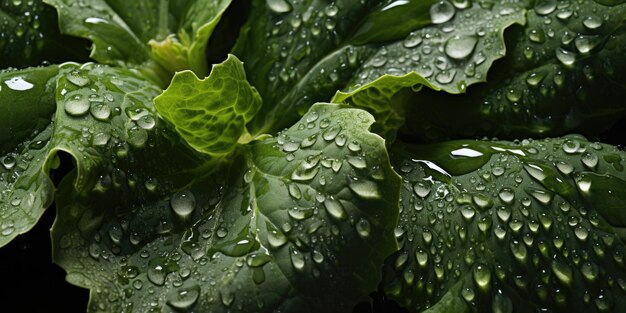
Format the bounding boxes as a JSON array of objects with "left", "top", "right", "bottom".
[
  {"left": 510, "top": 240, "right": 527, "bottom": 262},
  {"left": 415, "top": 249, "right": 428, "bottom": 268},
  {"left": 496, "top": 206, "right": 512, "bottom": 222},
  {"left": 413, "top": 181, "right": 431, "bottom": 198},
  {"left": 267, "top": 224, "right": 288, "bottom": 248},
  {"left": 581, "top": 152, "right": 598, "bottom": 169},
  {"left": 460, "top": 205, "right": 475, "bottom": 221},
  {"left": 147, "top": 264, "right": 166, "bottom": 286},
  {"left": 266, "top": 0, "right": 292, "bottom": 13},
  {"left": 534, "top": 0, "right": 556, "bottom": 15},
  {"left": 473, "top": 265, "right": 491, "bottom": 289},
  {"left": 90, "top": 103, "right": 111, "bottom": 120},
  {"left": 430, "top": 1, "right": 455, "bottom": 24},
  {"left": 562, "top": 139, "right": 580, "bottom": 154},
  {"left": 349, "top": 179, "right": 381, "bottom": 199},
  {"left": 556, "top": 48, "right": 576, "bottom": 66},
  {"left": 551, "top": 260, "right": 573, "bottom": 285},
  {"left": 444, "top": 35, "right": 477, "bottom": 60},
  {"left": 493, "top": 291, "right": 513, "bottom": 313},
  {"left": 137, "top": 115, "right": 156, "bottom": 130},
  {"left": 462, "top": 287, "right": 475, "bottom": 302},
  {"left": 574, "top": 226, "right": 589, "bottom": 241},
  {"left": 67, "top": 71, "right": 90, "bottom": 87},
  {"left": 498, "top": 188, "right": 515, "bottom": 204},
  {"left": 290, "top": 247, "right": 305, "bottom": 270},
  {"left": 324, "top": 197, "right": 346, "bottom": 220},
  {"left": 288, "top": 184, "right": 302, "bottom": 200},
  {"left": 556, "top": 161, "right": 573, "bottom": 175},
  {"left": 583, "top": 15, "right": 603, "bottom": 29},
  {"left": 167, "top": 285, "right": 200, "bottom": 310},
  {"left": 347, "top": 156, "right": 367, "bottom": 169},
  {"left": 64, "top": 93, "right": 90, "bottom": 116},
  {"left": 288, "top": 207, "right": 313, "bottom": 220},
  {"left": 356, "top": 218, "right": 371, "bottom": 238},
  {"left": 403, "top": 32, "right": 423, "bottom": 48},
  {"left": 528, "top": 29, "right": 545, "bottom": 43},
  {"left": 171, "top": 190, "right": 195, "bottom": 219},
  {"left": 435, "top": 70, "right": 456, "bottom": 84},
  {"left": 220, "top": 289, "right": 234, "bottom": 307}
]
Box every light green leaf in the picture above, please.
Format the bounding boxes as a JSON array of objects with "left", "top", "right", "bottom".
[
  {"left": 52, "top": 103, "right": 401, "bottom": 312},
  {"left": 233, "top": 0, "right": 524, "bottom": 139},
  {"left": 154, "top": 55, "right": 261, "bottom": 156},
  {"left": 401, "top": 0, "right": 626, "bottom": 141},
  {"left": 43, "top": 0, "right": 232, "bottom": 83},
  {"left": 0, "top": 0, "right": 90, "bottom": 68},
  {"left": 385, "top": 135, "right": 626, "bottom": 312}
]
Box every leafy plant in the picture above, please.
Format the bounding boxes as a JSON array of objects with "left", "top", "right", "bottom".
[{"left": 1, "top": 0, "right": 625, "bottom": 312}]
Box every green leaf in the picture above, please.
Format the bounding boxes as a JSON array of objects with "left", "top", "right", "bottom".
[
  {"left": 0, "top": 63, "right": 205, "bottom": 248},
  {"left": 43, "top": 0, "right": 232, "bottom": 82},
  {"left": 154, "top": 55, "right": 262, "bottom": 156},
  {"left": 385, "top": 135, "right": 626, "bottom": 312},
  {"left": 233, "top": 0, "right": 524, "bottom": 139},
  {"left": 0, "top": 0, "right": 90, "bottom": 68},
  {"left": 52, "top": 103, "right": 401, "bottom": 312},
  {"left": 401, "top": 0, "right": 626, "bottom": 141},
  {"left": 0, "top": 66, "right": 60, "bottom": 247}
]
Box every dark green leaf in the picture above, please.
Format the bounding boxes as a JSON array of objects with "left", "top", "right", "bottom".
[
  {"left": 402, "top": 0, "right": 626, "bottom": 141},
  {"left": 385, "top": 135, "right": 626, "bottom": 312},
  {"left": 0, "top": 0, "right": 89, "bottom": 68},
  {"left": 0, "top": 66, "right": 60, "bottom": 247},
  {"left": 154, "top": 55, "right": 262, "bottom": 156},
  {"left": 52, "top": 103, "right": 401, "bottom": 312},
  {"left": 234, "top": 0, "right": 524, "bottom": 139}
]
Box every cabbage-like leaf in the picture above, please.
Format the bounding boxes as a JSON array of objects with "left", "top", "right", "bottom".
[
  {"left": 402, "top": 0, "right": 626, "bottom": 141},
  {"left": 386, "top": 136, "right": 626, "bottom": 312},
  {"left": 44, "top": 0, "right": 232, "bottom": 83},
  {"left": 0, "top": 63, "right": 205, "bottom": 248},
  {"left": 0, "top": 0, "right": 89, "bottom": 68},
  {"left": 0, "top": 66, "right": 60, "bottom": 247},
  {"left": 233, "top": 0, "right": 524, "bottom": 139},
  {"left": 154, "top": 55, "right": 261, "bottom": 156},
  {"left": 52, "top": 103, "right": 400, "bottom": 312}
]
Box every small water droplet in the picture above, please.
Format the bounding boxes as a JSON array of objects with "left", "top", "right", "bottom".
[{"left": 356, "top": 218, "right": 371, "bottom": 238}]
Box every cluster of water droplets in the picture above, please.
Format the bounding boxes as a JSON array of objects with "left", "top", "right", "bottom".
[
  {"left": 479, "top": 0, "right": 619, "bottom": 125},
  {"left": 352, "top": 0, "right": 523, "bottom": 93},
  {"left": 388, "top": 136, "right": 626, "bottom": 312},
  {"left": 0, "top": 0, "right": 47, "bottom": 64}
]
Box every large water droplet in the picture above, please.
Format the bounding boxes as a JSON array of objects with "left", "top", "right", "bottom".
[
  {"left": 430, "top": 1, "right": 455, "bottom": 24},
  {"left": 67, "top": 70, "right": 90, "bottom": 87},
  {"left": 171, "top": 190, "right": 196, "bottom": 219},
  {"left": 556, "top": 48, "right": 576, "bottom": 66},
  {"left": 575, "top": 35, "right": 601, "bottom": 54},
  {"left": 349, "top": 179, "right": 381, "bottom": 199},
  {"left": 473, "top": 265, "right": 491, "bottom": 289},
  {"left": 534, "top": 0, "right": 556, "bottom": 15},
  {"left": 147, "top": 264, "right": 166, "bottom": 286},
  {"left": 324, "top": 197, "right": 346, "bottom": 220},
  {"left": 266, "top": 0, "right": 292, "bottom": 13},
  {"left": 583, "top": 15, "right": 603, "bottom": 29},
  {"left": 444, "top": 35, "right": 477, "bottom": 60},
  {"left": 167, "top": 285, "right": 200, "bottom": 310},
  {"left": 551, "top": 260, "right": 573, "bottom": 285},
  {"left": 290, "top": 247, "right": 305, "bottom": 270},
  {"left": 64, "top": 93, "right": 90, "bottom": 116}
]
